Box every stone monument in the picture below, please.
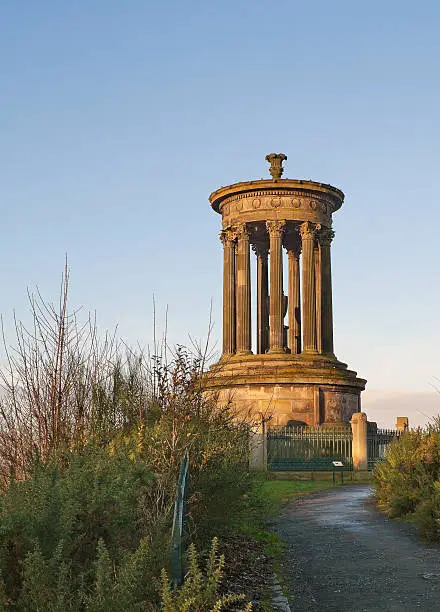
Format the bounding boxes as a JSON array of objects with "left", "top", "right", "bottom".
[{"left": 204, "top": 154, "right": 366, "bottom": 427}]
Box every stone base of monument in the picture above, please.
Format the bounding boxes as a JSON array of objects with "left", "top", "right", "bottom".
[{"left": 204, "top": 352, "right": 366, "bottom": 427}]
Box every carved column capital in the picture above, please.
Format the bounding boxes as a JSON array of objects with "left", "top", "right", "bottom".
[
  {"left": 318, "top": 227, "right": 335, "bottom": 247},
  {"left": 236, "top": 223, "right": 250, "bottom": 240},
  {"left": 266, "top": 220, "right": 286, "bottom": 237},
  {"left": 300, "top": 221, "right": 319, "bottom": 240},
  {"left": 219, "top": 227, "right": 237, "bottom": 245}
]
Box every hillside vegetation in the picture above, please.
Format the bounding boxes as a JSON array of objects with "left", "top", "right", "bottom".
[
  {"left": 375, "top": 421, "right": 440, "bottom": 541},
  {"left": 0, "top": 269, "right": 254, "bottom": 609}
]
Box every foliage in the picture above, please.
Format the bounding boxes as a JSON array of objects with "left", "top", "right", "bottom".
[
  {"left": 160, "top": 537, "right": 252, "bottom": 612},
  {"left": 374, "top": 420, "right": 440, "bottom": 540},
  {"left": 106, "top": 344, "right": 252, "bottom": 542},
  {"left": 0, "top": 444, "right": 167, "bottom": 608},
  {"left": 0, "top": 264, "right": 154, "bottom": 484},
  {"left": 8, "top": 535, "right": 159, "bottom": 611},
  {"left": 0, "top": 270, "right": 255, "bottom": 607}
]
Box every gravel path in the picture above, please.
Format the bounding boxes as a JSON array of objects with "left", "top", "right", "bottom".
[{"left": 273, "top": 484, "right": 440, "bottom": 611}]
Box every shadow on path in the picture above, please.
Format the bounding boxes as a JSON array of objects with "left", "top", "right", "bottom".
[{"left": 274, "top": 484, "right": 440, "bottom": 611}]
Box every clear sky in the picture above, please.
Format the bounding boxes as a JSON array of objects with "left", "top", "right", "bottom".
[{"left": 1, "top": 1, "right": 440, "bottom": 427}]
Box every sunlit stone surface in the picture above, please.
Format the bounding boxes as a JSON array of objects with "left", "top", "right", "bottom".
[{"left": 205, "top": 155, "right": 366, "bottom": 428}]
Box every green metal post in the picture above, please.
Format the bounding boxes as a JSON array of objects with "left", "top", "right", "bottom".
[{"left": 171, "top": 452, "right": 189, "bottom": 587}]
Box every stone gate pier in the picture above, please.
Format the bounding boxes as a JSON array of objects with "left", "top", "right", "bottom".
[{"left": 204, "top": 154, "right": 366, "bottom": 430}]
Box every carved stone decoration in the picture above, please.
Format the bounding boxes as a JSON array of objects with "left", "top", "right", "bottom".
[
  {"left": 299, "top": 220, "right": 318, "bottom": 240},
  {"left": 325, "top": 393, "right": 360, "bottom": 422},
  {"left": 266, "top": 219, "right": 286, "bottom": 237},
  {"left": 318, "top": 226, "right": 335, "bottom": 247},
  {"left": 219, "top": 192, "right": 334, "bottom": 225},
  {"left": 265, "top": 153, "right": 287, "bottom": 180},
  {"left": 236, "top": 222, "right": 249, "bottom": 239},
  {"left": 327, "top": 399, "right": 340, "bottom": 421},
  {"left": 219, "top": 226, "right": 237, "bottom": 245}
]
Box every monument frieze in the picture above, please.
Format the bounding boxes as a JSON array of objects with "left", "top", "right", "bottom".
[{"left": 221, "top": 193, "right": 333, "bottom": 225}]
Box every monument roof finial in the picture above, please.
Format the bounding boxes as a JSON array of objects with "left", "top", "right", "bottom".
[{"left": 265, "top": 153, "right": 287, "bottom": 181}]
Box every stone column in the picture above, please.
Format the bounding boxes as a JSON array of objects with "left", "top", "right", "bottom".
[
  {"left": 300, "top": 221, "right": 318, "bottom": 354},
  {"left": 252, "top": 241, "right": 269, "bottom": 354},
  {"left": 220, "top": 228, "right": 237, "bottom": 357},
  {"left": 350, "top": 412, "right": 368, "bottom": 471},
  {"left": 285, "top": 230, "right": 301, "bottom": 354},
  {"left": 314, "top": 244, "right": 322, "bottom": 353},
  {"left": 267, "top": 220, "right": 286, "bottom": 353},
  {"left": 236, "top": 223, "right": 252, "bottom": 355},
  {"left": 319, "top": 227, "right": 335, "bottom": 356}
]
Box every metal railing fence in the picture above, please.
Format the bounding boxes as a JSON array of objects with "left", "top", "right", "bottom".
[
  {"left": 267, "top": 424, "right": 352, "bottom": 469},
  {"left": 367, "top": 428, "right": 400, "bottom": 470}
]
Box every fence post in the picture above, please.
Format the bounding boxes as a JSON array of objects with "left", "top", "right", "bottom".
[
  {"left": 396, "top": 416, "right": 409, "bottom": 432},
  {"left": 249, "top": 415, "right": 267, "bottom": 471},
  {"left": 171, "top": 452, "right": 189, "bottom": 587},
  {"left": 350, "top": 412, "right": 368, "bottom": 471}
]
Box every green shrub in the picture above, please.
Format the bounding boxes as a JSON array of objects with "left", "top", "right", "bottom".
[
  {"left": 160, "top": 537, "right": 252, "bottom": 612},
  {"left": 0, "top": 444, "right": 167, "bottom": 608},
  {"left": 374, "top": 423, "right": 440, "bottom": 540},
  {"left": 0, "top": 270, "right": 255, "bottom": 607},
  {"left": 0, "top": 376, "right": 253, "bottom": 608}
]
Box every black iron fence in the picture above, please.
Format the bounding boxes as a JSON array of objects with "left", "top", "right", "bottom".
[
  {"left": 267, "top": 424, "right": 352, "bottom": 471},
  {"left": 266, "top": 422, "right": 403, "bottom": 473},
  {"left": 367, "top": 427, "right": 400, "bottom": 470}
]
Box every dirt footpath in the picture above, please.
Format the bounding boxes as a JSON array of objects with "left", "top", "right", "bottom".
[{"left": 273, "top": 484, "right": 440, "bottom": 612}]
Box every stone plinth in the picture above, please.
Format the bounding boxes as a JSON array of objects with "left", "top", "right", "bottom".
[{"left": 205, "top": 352, "right": 365, "bottom": 427}]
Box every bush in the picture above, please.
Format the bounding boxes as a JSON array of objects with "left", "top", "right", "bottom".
[
  {"left": 0, "top": 273, "right": 255, "bottom": 607},
  {"left": 160, "top": 538, "right": 252, "bottom": 612},
  {"left": 107, "top": 345, "right": 252, "bottom": 544},
  {"left": 0, "top": 355, "right": 253, "bottom": 607},
  {"left": 374, "top": 423, "right": 440, "bottom": 540},
  {"left": 0, "top": 444, "right": 167, "bottom": 608}
]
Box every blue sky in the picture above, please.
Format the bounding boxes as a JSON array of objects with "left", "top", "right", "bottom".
[{"left": 1, "top": 1, "right": 440, "bottom": 426}]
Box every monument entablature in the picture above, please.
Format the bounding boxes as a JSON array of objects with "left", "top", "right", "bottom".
[
  {"left": 204, "top": 154, "right": 366, "bottom": 428},
  {"left": 211, "top": 180, "right": 342, "bottom": 228}
]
